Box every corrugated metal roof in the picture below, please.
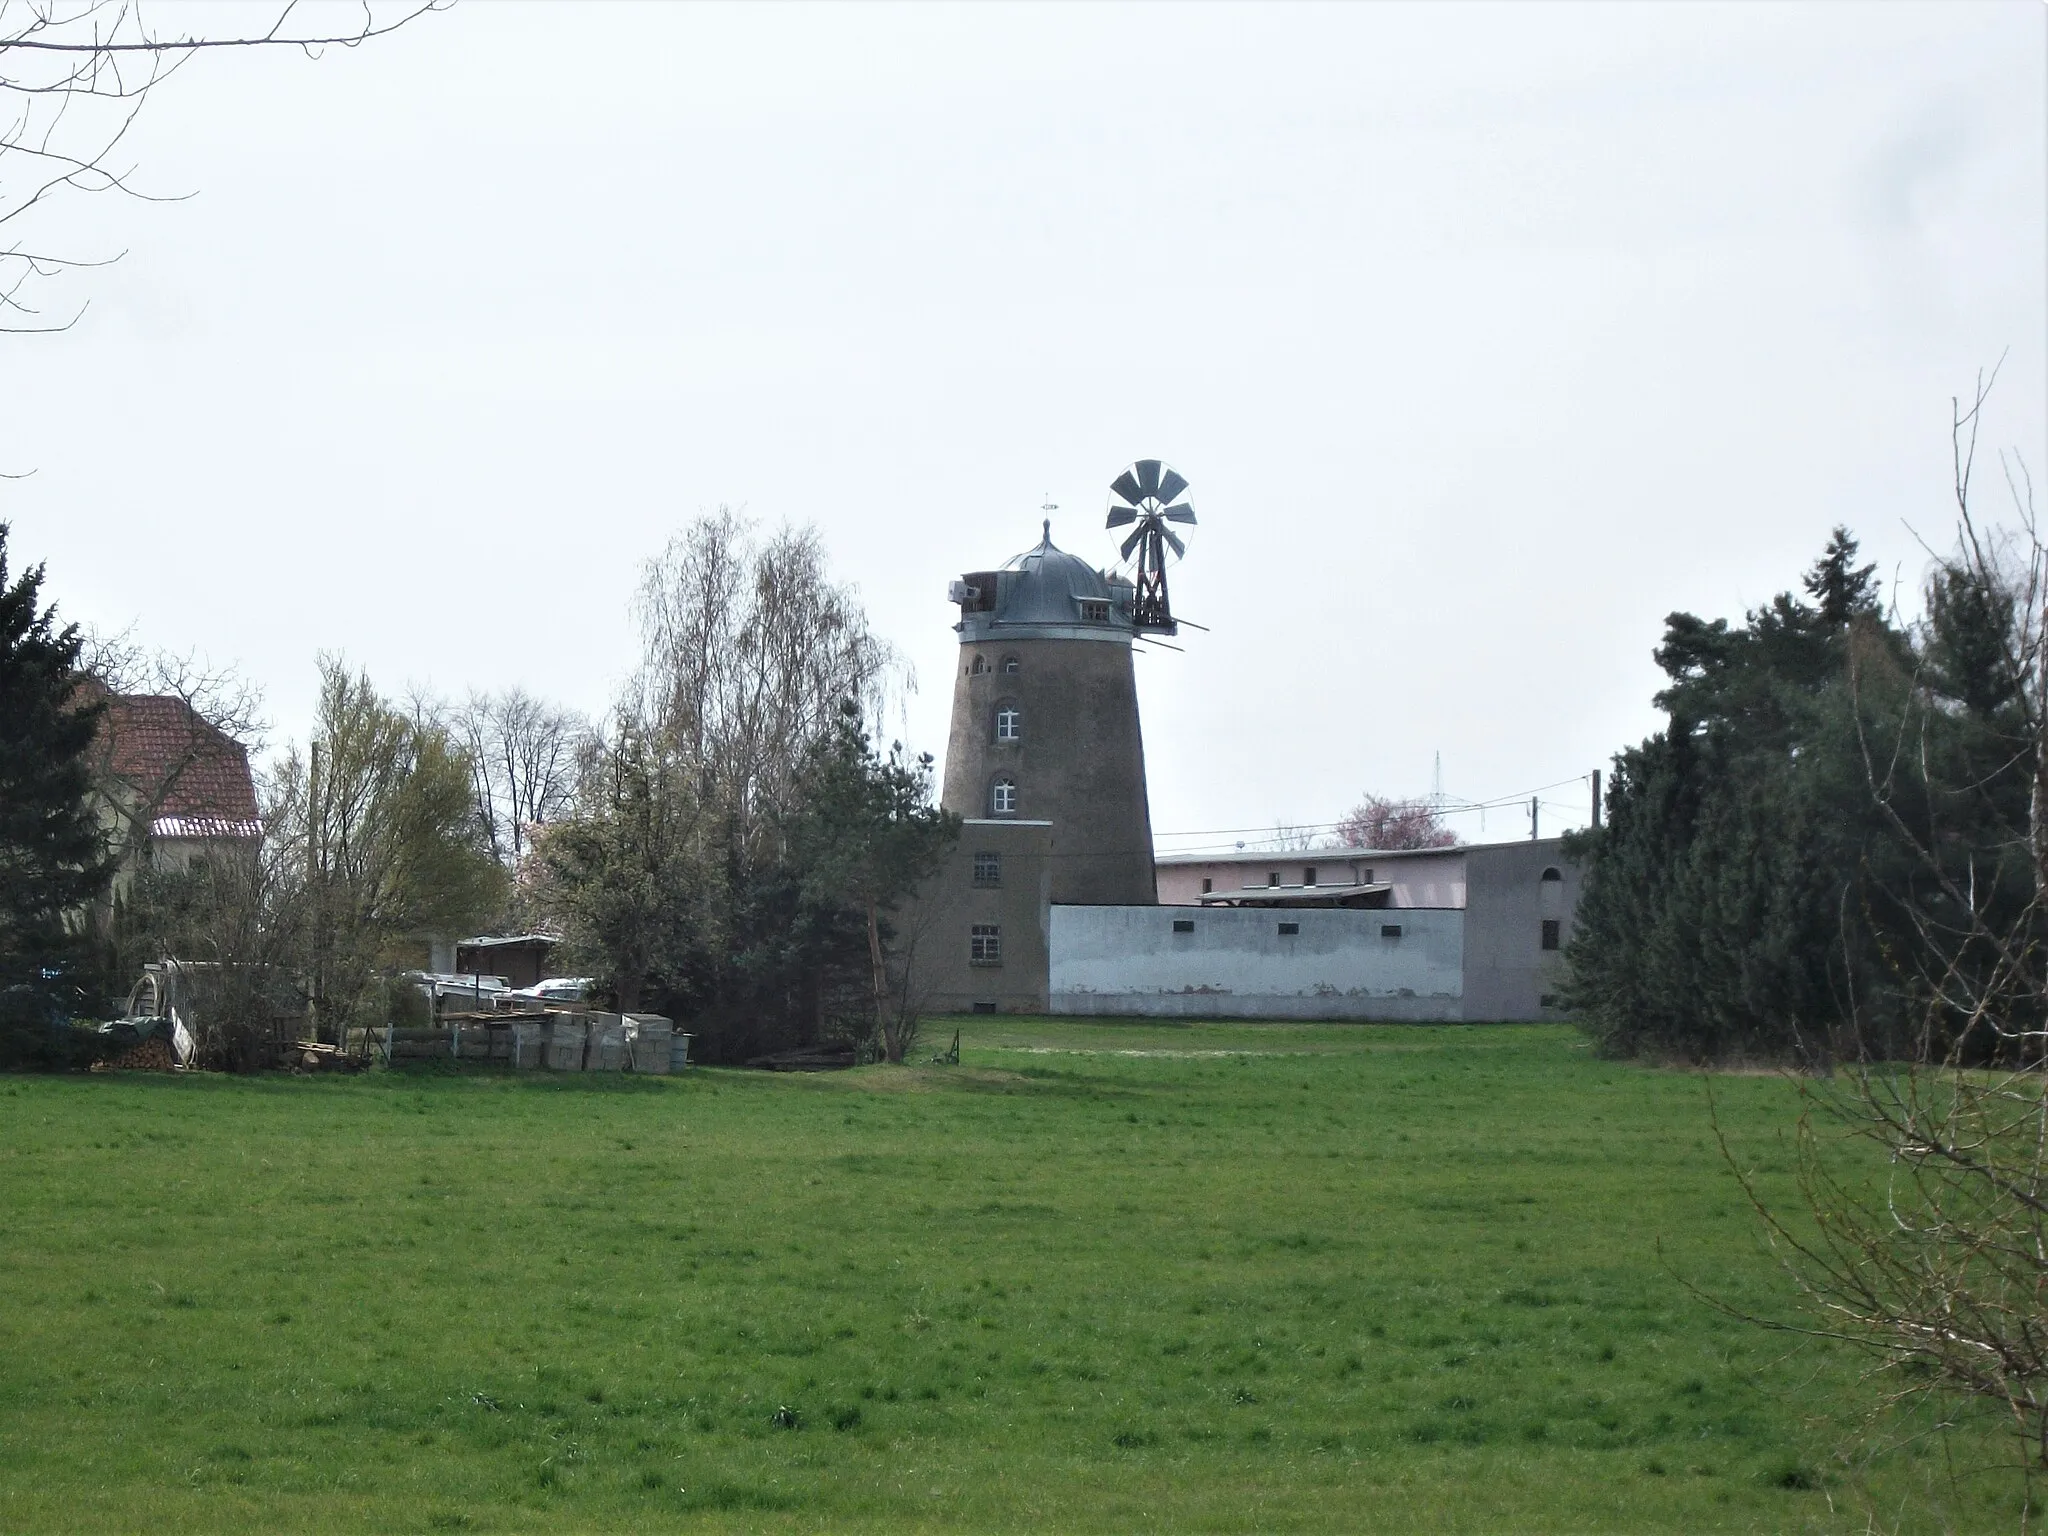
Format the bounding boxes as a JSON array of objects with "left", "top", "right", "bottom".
[
  {"left": 151, "top": 816, "right": 262, "bottom": 841},
  {"left": 1196, "top": 882, "right": 1392, "bottom": 908}
]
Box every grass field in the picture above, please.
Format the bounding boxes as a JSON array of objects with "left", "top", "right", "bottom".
[{"left": 0, "top": 1018, "right": 2027, "bottom": 1532}]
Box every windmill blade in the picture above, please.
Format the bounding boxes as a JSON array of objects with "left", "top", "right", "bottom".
[
  {"left": 1161, "top": 525, "right": 1185, "bottom": 558},
  {"left": 1110, "top": 469, "right": 1145, "bottom": 505},
  {"left": 1163, "top": 502, "right": 1197, "bottom": 524},
  {"left": 1134, "top": 459, "right": 1163, "bottom": 499},
  {"left": 1156, "top": 467, "right": 1188, "bottom": 504},
  {"left": 1120, "top": 525, "right": 1147, "bottom": 561},
  {"left": 1105, "top": 506, "right": 1137, "bottom": 528}
]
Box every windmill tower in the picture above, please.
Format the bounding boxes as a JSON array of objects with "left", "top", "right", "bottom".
[{"left": 941, "top": 461, "right": 1199, "bottom": 907}]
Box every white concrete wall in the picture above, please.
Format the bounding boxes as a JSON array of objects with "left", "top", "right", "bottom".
[{"left": 1049, "top": 905, "right": 1464, "bottom": 1020}]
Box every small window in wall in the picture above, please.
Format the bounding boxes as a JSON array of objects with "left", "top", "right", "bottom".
[
  {"left": 1278, "top": 921, "right": 1300, "bottom": 936},
  {"left": 1079, "top": 598, "right": 1110, "bottom": 622},
  {"left": 995, "top": 705, "right": 1021, "bottom": 742},
  {"left": 1364, "top": 867, "right": 1374, "bottom": 884},
  {"left": 1268, "top": 871, "right": 1282, "bottom": 888},
  {"left": 1303, "top": 866, "right": 1317, "bottom": 886},
  {"left": 1173, "top": 918, "right": 1195, "bottom": 933},
  {"left": 991, "top": 778, "right": 1017, "bottom": 815},
  {"left": 1201, "top": 877, "right": 1213, "bottom": 894},
  {"left": 971, "top": 654, "right": 990, "bottom": 675},
  {"left": 1381, "top": 924, "right": 1403, "bottom": 939},
  {"left": 972, "top": 851, "right": 1002, "bottom": 887},
  {"left": 1541, "top": 918, "right": 1561, "bottom": 951},
  {"left": 970, "top": 925, "right": 1002, "bottom": 965},
  {"left": 972, "top": 1000, "right": 998, "bottom": 1015},
  {"left": 1001, "top": 656, "right": 1020, "bottom": 674}
]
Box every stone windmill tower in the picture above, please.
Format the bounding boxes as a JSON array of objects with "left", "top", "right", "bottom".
[{"left": 941, "top": 461, "right": 1197, "bottom": 907}]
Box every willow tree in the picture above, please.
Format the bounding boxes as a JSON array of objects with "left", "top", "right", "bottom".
[{"left": 285, "top": 659, "right": 505, "bottom": 1045}]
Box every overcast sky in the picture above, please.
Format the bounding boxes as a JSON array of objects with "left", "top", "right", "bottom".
[{"left": 6, "top": 1, "right": 2043, "bottom": 852}]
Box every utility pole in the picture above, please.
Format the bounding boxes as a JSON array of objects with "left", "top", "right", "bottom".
[
  {"left": 1529, "top": 795, "right": 1539, "bottom": 840},
  {"left": 1591, "top": 768, "right": 1602, "bottom": 830}
]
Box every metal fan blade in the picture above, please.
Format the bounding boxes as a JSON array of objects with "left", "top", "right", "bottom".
[
  {"left": 1134, "top": 459, "right": 1163, "bottom": 498},
  {"left": 1156, "top": 467, "right": 1188, "bottom": 503},
  {"left": 1120, "top": 526, "right": 1147, "bottom": 561},
  {"left": 1161, "top": 526, "right": 1185, "bottom": 558},
  {"left": 1163, "top": 501, "right": 1197, "bottom": 524},
  {"left": 1110, "top": 469, "right": 1144, "bottom": 505},
  {"left": 1105, "top": 506, "right": 1137, "bottom": 528}
]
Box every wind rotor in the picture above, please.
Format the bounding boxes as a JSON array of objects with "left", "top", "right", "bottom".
[{"left": 1105, "top": 458, "right": 1196, "bottom": 634}]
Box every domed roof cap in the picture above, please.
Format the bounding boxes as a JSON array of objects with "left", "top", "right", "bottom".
[{"left": 995, "top": 521, "right": 1110, "bottom": 624}]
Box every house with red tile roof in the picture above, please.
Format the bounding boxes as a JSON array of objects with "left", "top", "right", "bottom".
[{"left": 91, "top": 694, "right": 262, "bottom": 882}]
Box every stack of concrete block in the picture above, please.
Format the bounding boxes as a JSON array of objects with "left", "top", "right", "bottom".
[
  {"left": 626, "top": 1015, "right": 673, "bottom": 1074},
  {"left": 587, "top": 1014, "right": 630, "bottom": 1072},
  {"left": 544, "top": 1017, "right": 588, "bottom": 1071},
  {"left": 510, "top": 1021, "right": 547, "bottom": 1069}
]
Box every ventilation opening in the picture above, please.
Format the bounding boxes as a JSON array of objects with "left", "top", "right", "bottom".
[
  {"left": 1541, "top": 918, "right": 1561, "bottom": 951},
  {"left": 1381, "top": 924, "right": 1403, "bottom": 939},
  {"left": 972, "top": 1001, "right": 998, "bottom": 1015},
  {"left": 1277, "top": 921, "right": 1300, "bottom": 936},
  {"left": 1172, "top": 918, "right": 1195, "bottom": 934}
]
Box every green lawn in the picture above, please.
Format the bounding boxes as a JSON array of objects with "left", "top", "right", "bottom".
[{"left": 0, "top": 1019, "right": 2025, "bottom": 1531}]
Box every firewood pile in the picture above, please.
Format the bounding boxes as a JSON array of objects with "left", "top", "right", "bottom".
[
  {"left": 291, "top": 1041, "right": 359, "bottom": 1073},
  {"left": 91, "top": 1037, "right": 178, "bottom": 1072}
]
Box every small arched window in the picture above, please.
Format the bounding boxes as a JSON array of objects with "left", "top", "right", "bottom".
[
  {"left": 995, "top": 704, "right": 1021, "bottom": 742},
  {"left": 1539, "top": 865, "right": 1564, "bottom": 918},
  {"left": 970, "top": 654, "right": 990, "bottom": 675},
  {"left": 1001, "top": 656, "right": 1020, "bottom": 674},
  {"left": 1540, "top": 866, "right": 1563, "bottom": 883},
  {"left": 990, "top": 778, "right": 1018, "bottom": 815}
]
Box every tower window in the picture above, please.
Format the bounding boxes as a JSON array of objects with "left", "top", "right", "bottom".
[
  {"left": 995, "top": 706, "right": 1021, "bottom": 742},
  {"left": 1001, "top": 656, "right": 1020, "bottom": 674},
  {"left": 970, "top": 924, "right": 1002, "bottom": 965},
  {"left": 973, "top": 851, "right": 1002, "bottom": 887},
  {"left": 991, "top": 778, "right": 1017, "bottom": 815},
  {"left": 1541, "top": 919, "right": 1561, "bottom": 951}
]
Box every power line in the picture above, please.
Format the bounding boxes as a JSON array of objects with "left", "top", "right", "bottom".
[{"left": 1151, "top": 773, "right": 1598, "bottom": 843}]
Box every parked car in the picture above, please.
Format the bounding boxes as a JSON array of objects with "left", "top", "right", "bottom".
[{"left": 504, "top": 977, "right": 597, "bottom": 1006}]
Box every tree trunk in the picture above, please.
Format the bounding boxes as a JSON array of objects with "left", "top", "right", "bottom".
[
  {"left": 2033, "top": 595, "right": 2048, "bottom": 901},
  {"left": 866, "top": 895, "right": 894, "bottom": 1061}
]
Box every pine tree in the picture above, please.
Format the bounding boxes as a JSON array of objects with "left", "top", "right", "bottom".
[
  {"left": 1803, "top": 525, "right": 1880, "bottom": 627},
  {"left": 0, "top": 524, "right": 112, "bottom": 1063}
]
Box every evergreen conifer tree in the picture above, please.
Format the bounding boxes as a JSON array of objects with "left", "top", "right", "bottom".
[{"left": 0, "top": 525, "right": 111, "bottom": 1063}]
